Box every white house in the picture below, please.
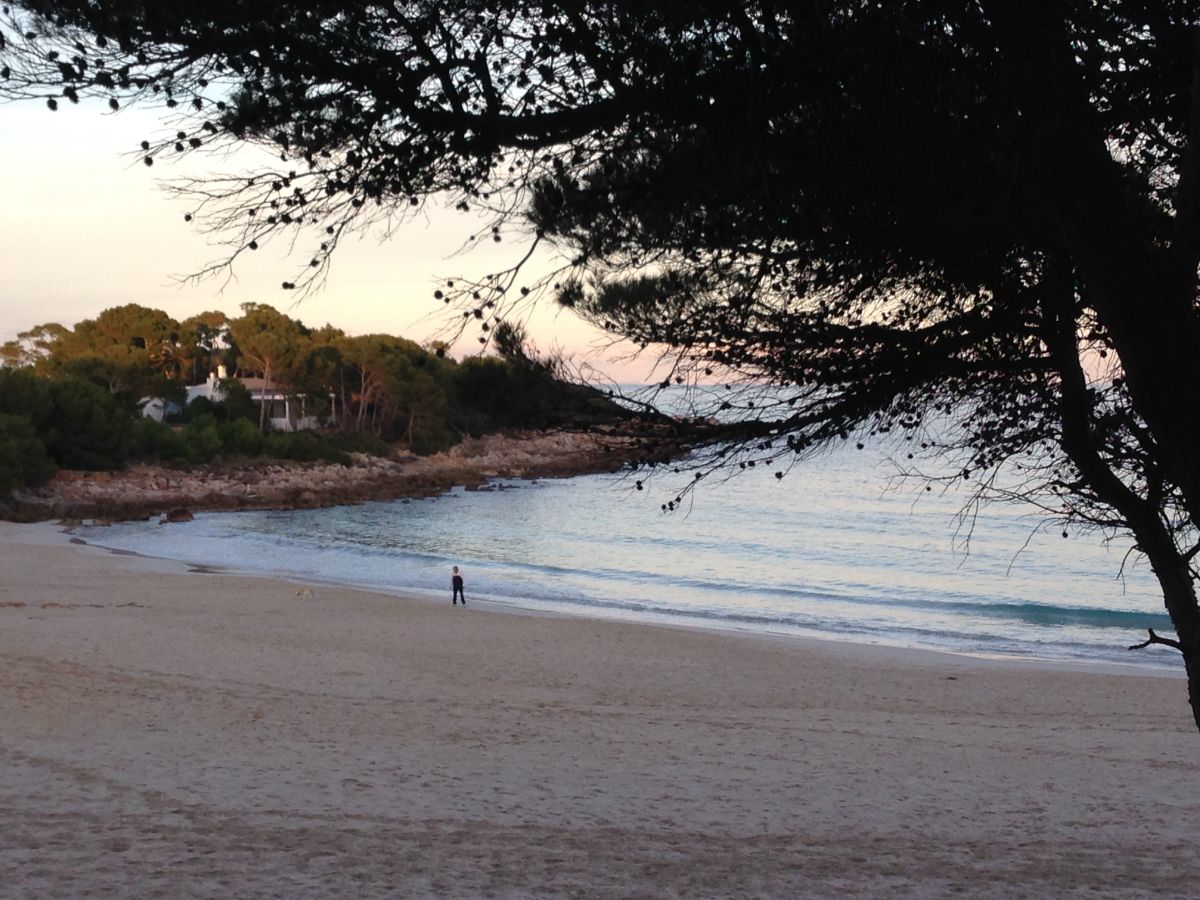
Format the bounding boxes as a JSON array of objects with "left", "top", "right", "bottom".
[
  {"left": 185, "top": 366, "right": 333, "bottom": 431},
  {"left": 136, "top": 396, "right": 181, "bottom": 422}
]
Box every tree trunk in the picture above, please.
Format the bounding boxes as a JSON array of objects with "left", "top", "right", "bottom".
[
  {"left": 259, "top": 361, "right": 271, "bottom": 432},
  {"left": 1043, "top": 260, "right": 1200, "bottom": 731},
  {"left": 1140, "top": 547, "right": 1200, "bottom": 733},
  {"left": 338, "top": 368, "right": 348, "bottom": 430},
  {"left": 1185, "top": 653, "right": 1200, "bottom": 734},
  {"left": 987, "top": 0, "right": 1200, "bottom": 526},
  {"left": 1079, "top": 237, "right": 1200, "bottom": 529},
  {"left": 356, "top": 374, "right": 373, "bottom": 432}
]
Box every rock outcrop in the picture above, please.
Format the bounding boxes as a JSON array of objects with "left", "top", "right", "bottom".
[{"left": 1, "top": 429, "right": 662, "bottom": 522}]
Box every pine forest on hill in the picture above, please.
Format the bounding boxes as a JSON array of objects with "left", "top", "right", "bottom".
[{"left": 0, "top": 301, "right": 632, "bottom": 495}]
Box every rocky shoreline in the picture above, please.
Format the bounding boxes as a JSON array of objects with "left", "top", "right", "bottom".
[{"left": 1, "top": 429, "right": 654, "bottom": 523}]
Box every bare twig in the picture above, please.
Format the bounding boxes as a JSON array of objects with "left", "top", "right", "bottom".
[{"left": 1128, "top": 629, "right": 1183, "bottom": 652}]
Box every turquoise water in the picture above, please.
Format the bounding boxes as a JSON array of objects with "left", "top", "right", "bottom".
[{"left": 75, "top": 436, "right": 1178, "bottom": 673}]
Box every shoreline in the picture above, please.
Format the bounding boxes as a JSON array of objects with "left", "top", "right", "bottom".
[
  {"left": 0, "top": 427, "right": 658, "bottom": 523},
  {"left": 2, "top": 519, "right": 1198, "bottom": 897},
  {"left": 32, "top": 519, "right": 1185, "bottom": 681}
]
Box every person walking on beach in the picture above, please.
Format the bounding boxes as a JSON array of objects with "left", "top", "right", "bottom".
[{"left": 451, "top": 565, "right": 466, "bottom": 606}]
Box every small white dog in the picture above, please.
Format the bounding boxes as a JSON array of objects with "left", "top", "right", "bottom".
[{"left": 295, "top": 587, "right": 314, "bottom": 599}]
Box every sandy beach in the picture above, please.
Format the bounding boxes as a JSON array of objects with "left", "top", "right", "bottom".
[{"left": 1, "top": 521, "right": 1197, "bottom": 898}]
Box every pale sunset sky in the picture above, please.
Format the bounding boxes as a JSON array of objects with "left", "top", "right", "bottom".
[{"left": 0, "top": 100, "right": 652, "bottom": 380}]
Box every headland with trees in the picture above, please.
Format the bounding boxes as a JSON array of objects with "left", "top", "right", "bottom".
[{"left": 0, "top": 301, "right": 662, "bottom": 517}]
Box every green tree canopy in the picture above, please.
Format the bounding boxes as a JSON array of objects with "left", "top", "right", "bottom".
[
  {"left": 0, "top": 413, "right": 55, "bottom": 494},
  {"left": 226, "top": 302, "right": 312, "bottom": 429},
  {"left": 0, "top": 367, "right": 130, "bottom": 470},
  {"left": 2, "top": 322, "right": 70, "bottom": 370},
  {"left": 64, "top": 304, "right": 180, "bottom": 368},
  {"left": 178, "top": 309, "right": 230, "bottom": 383}
]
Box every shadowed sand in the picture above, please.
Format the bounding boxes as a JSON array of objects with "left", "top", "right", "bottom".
[{"left": 1, "top": 521, "right": 1196, "bottom": 898}]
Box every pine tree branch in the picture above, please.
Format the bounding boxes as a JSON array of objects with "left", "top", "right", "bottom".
[{"left": 1128, "top": 629, "right": 1183, "bottom": 653}]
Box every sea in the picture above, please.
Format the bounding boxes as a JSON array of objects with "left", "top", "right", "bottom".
[{"left": 75, "top": 387, "right": 1178, "bottom": 674}]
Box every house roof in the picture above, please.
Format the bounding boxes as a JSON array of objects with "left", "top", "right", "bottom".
[{"left": 238, "top": 377, "right": 297, "bottom": 397}]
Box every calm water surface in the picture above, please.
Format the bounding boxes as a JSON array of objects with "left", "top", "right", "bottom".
[{"left": 77, "top": 432, "right": 1176, "bottom": 673}]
